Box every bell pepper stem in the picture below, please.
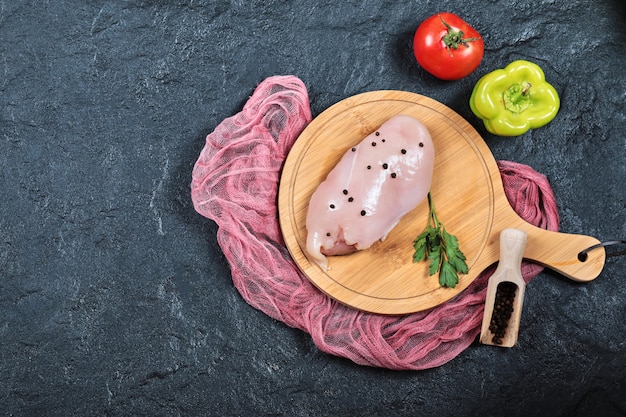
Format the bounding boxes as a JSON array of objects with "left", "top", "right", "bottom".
[{"left": 503, "top": 82, "right": 532, "bottom": 113}]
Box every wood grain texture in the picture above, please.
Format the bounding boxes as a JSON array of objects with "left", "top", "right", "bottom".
[{"left": 278, "top": 91, "right": 605, "bottom": 315}]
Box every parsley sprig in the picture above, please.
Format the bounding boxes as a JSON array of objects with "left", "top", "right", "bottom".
[{"left": 413, "top": 192, "right": 468, "bottom": 288}]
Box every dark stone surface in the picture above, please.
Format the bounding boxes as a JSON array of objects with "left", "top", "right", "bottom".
[{"left": 1, "top": 0, "right": 625, "bottom": 415}]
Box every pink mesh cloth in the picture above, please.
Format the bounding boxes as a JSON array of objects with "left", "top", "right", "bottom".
[{"left": 191, "top": 75, "right": 560, "bottom": 370}]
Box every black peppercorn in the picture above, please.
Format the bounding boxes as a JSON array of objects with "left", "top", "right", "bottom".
[
  {"left": 487, "top": 282, "right": 518, "bottom": 344},
  {"left": 360, "top": 210, "right": 366, "bottom": 216}
]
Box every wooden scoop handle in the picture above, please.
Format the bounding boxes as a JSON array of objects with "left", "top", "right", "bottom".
[{"left": 497, "top": 228, "right": 528, "bottom": 273}]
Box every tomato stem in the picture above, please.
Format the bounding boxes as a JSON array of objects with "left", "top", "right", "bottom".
[{"left": 439, "top": 14, "right": 480, "bottom": 55}]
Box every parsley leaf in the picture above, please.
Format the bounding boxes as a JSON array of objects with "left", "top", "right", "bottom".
[
  {"left": 439, "top": 261, "right": 458, "bottom": 288},
  {"left": 412, "top": 192, "right": 468, "bottom": 288},
  {"left": 412, "top": 229, "right": 430, "bottom": 262}
]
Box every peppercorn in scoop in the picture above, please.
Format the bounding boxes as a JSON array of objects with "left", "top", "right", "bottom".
[{"left": 480, "top": 229, "right": 527, "bottom": 348}]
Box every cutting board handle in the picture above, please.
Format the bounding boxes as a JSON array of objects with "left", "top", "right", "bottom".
[{"left": 512, "top": 220, "right": 605, "bottom": 282}]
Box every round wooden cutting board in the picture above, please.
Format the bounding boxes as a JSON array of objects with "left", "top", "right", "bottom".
[{"left": 278, "top": 91, "right": 605, "bottom": 315}]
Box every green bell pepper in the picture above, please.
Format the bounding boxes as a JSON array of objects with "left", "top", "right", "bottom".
[{"left": 470, "top": 60, "right": 560, "bottom": 136}]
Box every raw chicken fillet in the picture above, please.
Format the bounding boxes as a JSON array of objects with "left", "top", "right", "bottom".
[{"left": 305, "top": 114, "right": 435, "bottom": 270}]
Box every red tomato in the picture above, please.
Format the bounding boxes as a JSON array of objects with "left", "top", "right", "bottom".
[{"left": 413, "top": 12, "right": 484, "bottom": 80}]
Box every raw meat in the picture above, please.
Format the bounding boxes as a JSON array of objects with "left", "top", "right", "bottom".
[{"left": 305, "top": 114, "right": 435, "bottom": 270}]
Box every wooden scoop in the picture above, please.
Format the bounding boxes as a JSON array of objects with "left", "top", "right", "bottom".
[{"left": 480, "top": 228, "right": 528, "bottom": 348}]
